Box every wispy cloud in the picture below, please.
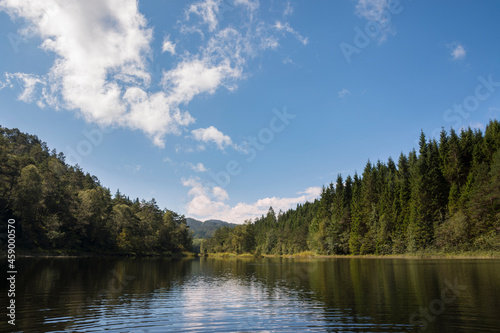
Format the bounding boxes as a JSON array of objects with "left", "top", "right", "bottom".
[
  {"left": 338, "top": 88, "right": 351, "bottom": 98},
  {"left": 355, "top": 0, "right": 388, "bottom": 22},
  {"left": 3, "top": 73, "right": 46, "bottom": 105},
  {"left": 186, "top": 0, "right": 220, "bottom": 32},
  {"left": 0, "top": 0, "right": 307, "bottom": 148},
  {"left": 354, "top": 0, "right": 396, "bottom": 43},
  {"left": 283, "top": 1, "right": 294, "bottom": 16},
  {"left": 124, "top": 164, "right": 142, "bottom": 174},
  {"left": 163, "top": 157, "right": 174, "bottom": 164},
  {"left": 182, "top": 177, "right": 321, "bottom": 223},
  {"left": 449, "top": 43, "right": 466, "bottom": 60},
  {"left": 188, "top": 162, "right": 208, "bottom": 172},
  {"left": 234, "top": 0, "right": 259, "bottom": 12},
  {"left": 163, "top": 157, "right": 208, "bottom": 173},
  {"left": 274, "top": 21, "right": 308, "bottom": 46},
  {"left": 282, "top": 56, "right": 294, "bottom": 65}
]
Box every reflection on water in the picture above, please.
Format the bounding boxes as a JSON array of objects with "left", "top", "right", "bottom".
[{"left": 1, "top": 257, "right": 499, "bottom": 332}]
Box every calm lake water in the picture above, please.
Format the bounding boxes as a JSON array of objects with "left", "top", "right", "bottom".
[{"left": 1, "top": 257, "right": 499, "bottom": 332}]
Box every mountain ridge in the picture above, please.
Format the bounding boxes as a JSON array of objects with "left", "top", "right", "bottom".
[{"left": 186, "top": 217, "right": 238, "bottom": 239}]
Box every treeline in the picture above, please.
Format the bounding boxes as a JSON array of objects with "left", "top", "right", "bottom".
[
  {"left": 0, "top": 126, "right": 192, "bottom": 254},
  {"left": 203, "top": 121, "right": 500, "bottom": 255}
]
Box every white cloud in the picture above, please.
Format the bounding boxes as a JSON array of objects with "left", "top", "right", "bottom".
[
  {"left": 274, "top": 21, "right": 308, "bottom": 46},
  {"left": 234, "top": 0, "right": 259, "bottom": 12},
  {"left": 298, "top": 186, "right": 323, "bottom": 197},
  {"left": 162, "top": 58, "right": 241, "bottom": 104},
  {"left": 163, "top": 157, "right": 208, "bottom": 173},
  {"left": 260, "top": 36, "right": 279, "bottom": 50},
  {"left": 3, "top": 73, "right": 45, "bottom": 104},
  {"left": 191, "top": 126, "right": 234, "bottom": 150},
  {"left": 182, "top": 178, "right": 321, "bottom": 223},
  {"left": 450, "top": 43, "right": 466, "bottom": 60},
  {"left": 186, "top": 0, "right": 220, "bottom": 32},
  {"left": 123, "top": 89, "right": 195, "bottom": 147},
  {"left": 0, "top": 0, "right": 165, "bottom": 136},
  {"left": 282, "top": 56, "right": 294, "bottom": 65},
  {"left": 0, "top": 0, "right": 307, "bottom": 148},
  {"left": 283, "top": 1, "right": 294, "bottom": 16},
  {"left": 212, "top": 186, "right": 229, "bottom": 201},
  {"left": 354, "top": 0, "right": 395, "bottom": 43},
  {"left": 182, "top": 177, "right": 229, "bottom": 217},
  {"left": 162, "top": 35, "right": 176, "bottom": 55},
  {"left": 355, "top": 0, "right": 388, "bottom": 22},
  {"left": 337, "top": 88, "right": 351, "bottom": 98},
  {"left": 188, "top": 162, "right": 208, "bottom": 172}
]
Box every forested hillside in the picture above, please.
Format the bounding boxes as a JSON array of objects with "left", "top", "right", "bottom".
[
  {"left": 0, "top": 126, "right": 192, "bottom": 255},
  {"left": 186, "top": 218, "right": 237, "bottom": 239},
  {"left": 203, "top": 121, "right": 500, "bottom": 255}
]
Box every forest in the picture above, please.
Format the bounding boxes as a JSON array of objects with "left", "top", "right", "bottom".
[
  {"left": 0, "top": 126, "right": 192, "bottom": 255},
  {"left": 202, "top": 120, "right": 500, "bottom": 255},
  {"left": 2, "top": 121, "right": 500, "bottom": 256}
]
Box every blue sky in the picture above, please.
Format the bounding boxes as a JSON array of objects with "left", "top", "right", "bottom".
[{"left": 1, "top": 0, "right": 499, "bottom": 223}]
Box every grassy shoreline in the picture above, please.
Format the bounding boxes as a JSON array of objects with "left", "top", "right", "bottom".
[
  {"left": 203, "top": 250, "right": 500, "bottom": 259},
  {"left": 4, "top": 249, "right": 499, "bottom": 259},
  {"left": 1, "top": 248, "right": 197, "bottom": 259}
]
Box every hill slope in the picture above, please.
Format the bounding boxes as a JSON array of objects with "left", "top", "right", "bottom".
[
  {"left": 0, "top": 125, "right": 192, "bottom": 254},
  {"left": 186, "top": 218, "right": 237, "bottom": 239}
]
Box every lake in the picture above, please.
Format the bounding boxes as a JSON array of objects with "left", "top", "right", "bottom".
[{"left": 1, "top": 257, "right": 499, "bottom": 332}]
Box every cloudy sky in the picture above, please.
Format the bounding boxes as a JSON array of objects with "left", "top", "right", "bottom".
[{"left": 1, "top": 0, "right": 499, "bottom": 223}]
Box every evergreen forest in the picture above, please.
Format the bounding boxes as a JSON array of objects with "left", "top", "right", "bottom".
[{"left": 202, "top": 121, "right": 500, "bottom": 255}]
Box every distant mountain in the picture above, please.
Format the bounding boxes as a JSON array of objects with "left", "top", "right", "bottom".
[{"left": 186, "top": 218, "right": 238, "bottom": 239}]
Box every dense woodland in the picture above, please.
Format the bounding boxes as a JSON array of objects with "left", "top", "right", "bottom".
[
  {"left": 203, "top": 120, "right": 500, "bottom": 255},
  {"left": 186, "top": 218, "right": 237, "bottom": 239},
  {"left": 0, "top": 126, "right": 192, "bottom": 255},
  {"left": 2, "top": 121, "right": 500, "bottom": 256}
]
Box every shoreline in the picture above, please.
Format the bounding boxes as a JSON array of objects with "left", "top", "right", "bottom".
[
  {"left": 203, "top": 251, "right": 500, "bottom": 260},
  {"left": 1, "top": 250, "right": 197, "bottom": 259},
  {"left": 3, "top": 250, "right": 499, "bottom": 259}
]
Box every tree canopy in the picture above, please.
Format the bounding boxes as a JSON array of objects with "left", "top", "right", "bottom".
[
  {"left": 203, "top": 121, "right": 500, "bottom": 255},
  {"left": 0, "top": 126, "right": 192, "bottom": 255}
]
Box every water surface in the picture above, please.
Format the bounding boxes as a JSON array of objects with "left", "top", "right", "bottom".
[{"left": 1, "top": 257, "right": 499, "bottom": 332}]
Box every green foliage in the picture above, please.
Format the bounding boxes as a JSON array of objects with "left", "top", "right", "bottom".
[
  {"left": 185, "top": 218, "right": 238, "bottom": 238},
  {"left": 3, "top": 121, "right": 499, "bottom": 256},
  {"left": 204, "top": 120, "right": 500, "bottom": 255},
  {"left": 0, "top": 126, "right": 192, "bottom": 255}
]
